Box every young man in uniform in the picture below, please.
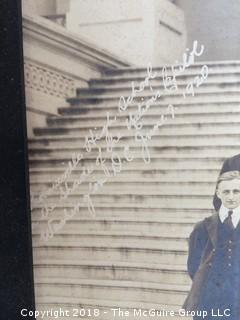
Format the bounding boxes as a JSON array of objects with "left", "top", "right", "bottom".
[{"left": 183, "top": 171, "right": 240, "bottom": 320}]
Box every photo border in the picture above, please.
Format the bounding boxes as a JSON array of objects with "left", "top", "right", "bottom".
[{"left": 0, "top": 0, "right": 35, "bottom": 318}]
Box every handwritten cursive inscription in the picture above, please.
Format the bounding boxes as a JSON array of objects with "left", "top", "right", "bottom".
[{"left": 31, "top": 40, "right": 208, "bottom": 242}]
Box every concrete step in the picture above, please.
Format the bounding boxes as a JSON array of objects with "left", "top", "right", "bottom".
[
  {"left": 78, "top": 80, "right": 240, "bottom": 96},
  {"left": 28, "top": 156, "right": 226, "bottom": 170},
  {"left": 30, "top": 206, "right": 212, "bottom": 221},
  {"left": 29, "top": 166, "right": 221, "bottom": 184},
  {"left": 30, "top": 175, "right": 219, "bottom": 188},
  {"left": 28, "top": 135, "right": 240, "bottom": 155},
  {"left": 33, "top": 242, "right": 187, "bottom": 265},
  {"left": 30, "top": 216, "right": 205, "bottom": 241},
  {"left": 30, "top": 195, "right": 213, "bottom": 210},
  {"left": 30, "top": 172, "right": 218, "bottom": 190},
  {"left": 57, "top": 100, "right": 240, "bottom": 116},
  {"left": 32, "top": 219, "right": 194, "bottom": 239},
  {"left": 29, "top": 169, "right": 218, "bottom": 182},
  {"left": 30, "top": 210, "right": 207, "bottom": 237},
  {"left": 89, "top": 71, "right": 240, "bottom": 88},
  {"left": 102, "top": 61, "right": 240, "bottom": 78},
  {"left": 46, "top": 110, "right": 240, "bottom": 128},
  {"left": 30, "top": 181, "right": 216, "bottom": 196},
  {"left": 28, "top": 145, "right": 240, "bottom": 163},
  {"left": 77, "top": 81, "right": 240, "bottom": 99},
  {"left": 31, "top": 209, "right": 210, "bottom": 223},
  {"left": 33, "top": 259, "right": 190, "bottom": 285},
  {"left": 30, "top": 197, "right": 213, "bottom": 213},
  {"left": 29, "top": 166, "right": 220, "bottom": 177},
  {"left": 34, "top": 119, "right": 240, "bottom": 137},
  {"left": 68, "top": 89, "right": 240, "bottom": 106},
  {"left": 32, "top": 232, "right": 188, "bottom": 250},
  {"left": 29, "top": 180, "right": 215, "bottom": 195},
  {"left": 35, "top": 278, "right": 189, "bottom": 306}
]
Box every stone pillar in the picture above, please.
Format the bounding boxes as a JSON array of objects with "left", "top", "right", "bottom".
[{"left": 65, "top": 0, "right": 186, "bottom": 66}]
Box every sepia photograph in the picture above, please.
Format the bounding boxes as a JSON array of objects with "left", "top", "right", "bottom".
[{"left": 21, "top": 0, "right": 240, "bottom": 319}]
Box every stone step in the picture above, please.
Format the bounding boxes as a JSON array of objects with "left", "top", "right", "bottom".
[
  {"left": 34, "top": 117, "right": 240, "bottom": 137},
  {"left": 79, "top": 77, "right": 240, "bottom": 93},
  {"left": 28, "top": 134, "right": 240, "bottom": 155},
  {"left": 33, "top": 242, "right": 187, "bottom": 265},
  {"left": 46, "top": 110, "right": 240, "bottom": 128},
  {"left": 35, "top": 278, "right": 189, "bottom": 306},
  {"left": 29, "top": 166, "right": 220, "bottom": 176},
  {"left": 30, "top": 195, "right": 213, "bottom": 210},
  {"left": 33, "top": 259, "right": 190, "bottom": 285},
  {"left": 29, "top": 167, "right": 220, "bottom": 184},
  {"left": 30, "top": 206, "right": 212, "bottom": 221},
  {"left": 57, "top": 100, "right": 240, "bottom": 116},
  {"left": 36, "top": 296, "right": 191, "bottom": 320},
  {"left": 89, "top": 72, "right": 240, "bottom": 88},
  {"left": 102, "top": 61, "right": 240, "bottom": 78},
  {"left": 29, "top": 181, "right": 215, "bottom": 196},
  {"left": 30, "top": 195, "right": 214, "bottom": 211},
  {"left": 30, "top": 181, "right": 216, "bottom": 196},
  {"left": 30, "top": 176, "right": 217, "bottom": 192},
  {"left": 68, "top": 88, "right": 240, "bottom": 106},
  {"left": 32, "top": 218, "right": 194, "bottom": 238},
  {"left": 28, "top": 144, "right": 240, "bottom": 163},
  {"left": 77, "top": 81, "right": 240, "bottom": 98},
  {"left": 32, "top": 215, "right": 195, "bottom": 232},
  {"left": 28, "top": 156, "right": 225, "bottom": 169},
  {"left": 31, "top": 212, "right": 199, "bottom": 224},
  {"left": 30, "top": 176, "right": 219, "bottom": 188},
  {"left": 31, "top": 118, "right": 240, "bottom": 136},
  {"left": 32, "top": 231, "right": 188, "bottom": 249},
  {"left": 30, "top": 212, "right": 206, "bottom": 236},
  {"left": 30, "top": 197, "right": 213, "bottom": 213}
]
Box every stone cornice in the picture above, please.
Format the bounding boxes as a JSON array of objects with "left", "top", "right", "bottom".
[{"left": 22, "top": 14, "right": 130, "bottom": 71}]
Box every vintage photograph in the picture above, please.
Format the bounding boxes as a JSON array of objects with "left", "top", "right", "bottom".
[{"left": 22, "top": 0, "right": 240, "bottom": 319}]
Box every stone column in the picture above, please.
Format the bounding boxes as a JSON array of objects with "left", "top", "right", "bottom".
[{"left": 65, "top": 0, "right": 186, "bottom": 66}]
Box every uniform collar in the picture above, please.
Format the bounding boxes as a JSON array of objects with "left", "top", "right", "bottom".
[{"left": 219, "top": 204, "right": 240, "bottom": 228}]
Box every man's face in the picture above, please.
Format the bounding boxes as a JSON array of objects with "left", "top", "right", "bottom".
[{"left": 217, "top": 179, "right": 240, "bottom": 209}]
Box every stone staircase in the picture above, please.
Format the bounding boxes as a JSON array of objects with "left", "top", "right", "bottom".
[{"left": 29, "top": 61, "right": 240, "bottom": 319}]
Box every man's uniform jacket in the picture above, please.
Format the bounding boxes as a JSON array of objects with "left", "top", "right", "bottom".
[
  {"left": 183, "top": 212, "right": 240, "bottom": 315},
  {"left": 183, "top": 154, "right": 240, "bottom": 315},
  {"left": 183, "top": 214, "right": 219, "bottom": 310}
]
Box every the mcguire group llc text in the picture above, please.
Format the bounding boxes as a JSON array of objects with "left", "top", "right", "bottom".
[{"left": 21, "top": 307, "right": 231, "bottom": 319}]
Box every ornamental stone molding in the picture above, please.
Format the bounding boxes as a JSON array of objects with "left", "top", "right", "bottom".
[{"left": 24, "top": 60, "right": 75, "bottom": 99}]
